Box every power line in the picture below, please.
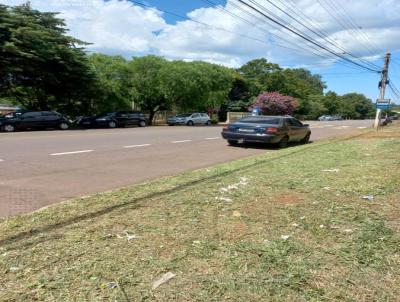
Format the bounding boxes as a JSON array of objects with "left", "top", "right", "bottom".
[
  {"left": 129, "top": 0, "right": 299, "bottom": 52},
  {"left": 262, "top": 0, "right": 381, "bottom": 70},
  {"left": 200, "top": 0, "right": 334, "bottom": 62},
  {"left": 316, "top": 0, "right": 377, "bottom": 56},
  {"left": 204, "top": 0, "right": 377, "bottom": 72},
  {"left": 236, "top": 0, "right": 380, "bottom": 73},
  {"left": 247, "top": 0, "right": 381, "bottom": 71}
]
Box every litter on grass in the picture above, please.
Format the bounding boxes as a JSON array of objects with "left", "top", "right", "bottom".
[
  {"left": 215, "top": 196, "right": 233, "bottom": 203},
  {"left": 117, "top": 231, "right": 139, "bottom": 242},
  {"left": 362, "top": 195, "right": 374, "bottom": 201},
  {"left": 9, "top": 267, "right": 19, "bottom": 273},
  {"left": 152, "top": 272, "right": 176, "bottom": 290},
  {"left": 219, "top": 177, "right": 249, "bottom": 193},
  {"left": 281, "top": 235, "right": 290, "bottom": 240},
  {"left": 322, "top": 169, "right": 340, "bottom": 173},
  {"left": 107, "top": 282, "right": 117, "bottom": 289}
]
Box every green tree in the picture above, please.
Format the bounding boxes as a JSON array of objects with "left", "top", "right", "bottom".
[
  {"left": 339, "top": 93, "right": 375, "bottom": 119},
  {"left": 126, "top": 55, "right": 169, "bottom": 125},
  {"left": 88, "top": 54, "right": 131, "bottom": 113},
  {"left": 0, "top": 3, "right": 96, "bottom": 116},
  {"left": 160, "top": 60, "right": 233, "bottom": 112}
]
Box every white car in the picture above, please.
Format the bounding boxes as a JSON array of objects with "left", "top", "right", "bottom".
[{"left": 168, "top": 113, "right": 211, "bottom": 126}]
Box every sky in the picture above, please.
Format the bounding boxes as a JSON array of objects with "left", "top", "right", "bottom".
[{"left": 2, "top": 0, "right": 400, "bottom": 103}]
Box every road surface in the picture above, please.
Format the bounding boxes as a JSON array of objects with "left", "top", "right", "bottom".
[{"left": 0, "top": 120, "right": 372, "bottom": 217}]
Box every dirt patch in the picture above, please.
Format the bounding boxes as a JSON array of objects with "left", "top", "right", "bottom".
[{"left": 274, "top": 194, "right": 304, "bottom": 205}]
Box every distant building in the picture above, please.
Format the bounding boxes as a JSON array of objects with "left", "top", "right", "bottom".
[{"left": 0, "top": 104, "right": 18, "bottom": 115}]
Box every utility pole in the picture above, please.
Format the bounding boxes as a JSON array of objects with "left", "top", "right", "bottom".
[{"left": 374, "top": 52, "right": 391, "bottom": 129}]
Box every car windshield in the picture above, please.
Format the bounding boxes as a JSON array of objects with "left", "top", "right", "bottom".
[
  {"left": 176, "top": 114, "right": 191, "bottom": 118},
  {"left": 238, "top": 117, "right": 281, "bottom": 124}
]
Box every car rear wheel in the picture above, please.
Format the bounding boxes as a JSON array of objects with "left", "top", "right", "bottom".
[
  {"left": 187, "top": 120, "right": 194, "bottom": 126},
  {"left": 205, "top": 120, "right": 211, "bottom": 125},
  {"left": 2, "top": 124, "right": 15, "bottom": 132},
  {"left": 278, "top": 136, "right": 289, "bottom": 148},
  {"left": 228, "top": 139, "right": 239, "bottom": 146},
  {"left": 301, "top": 132, "right": 311, "bottom": 144},
  {"left": 59, "top": 122, "right": 69, "bottom": 130},
  {"left": 139, "top": 120, "right": 146, "bottom": 127},
  {"left": 108, "top": 121, "right": 117, "bottom": 128}
]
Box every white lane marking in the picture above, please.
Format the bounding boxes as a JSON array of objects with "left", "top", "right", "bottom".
[
  {"left": 124, "top": 144, "right": 151, "bottom": 148},
  {"left": 51, "top": 150, "right": 94, "bottom": 156},
  {"left": 357, "top": 126, "right": 367, "bottom": 129},
  {"left": 171, "top": 140, "right": 192, "bottom": 144},
  {"left": 0, "top": 159, "right": 4, "bottom": 162},
  {"left": 341, "top": 125, "right": 350, "bottom": 128},
  {"left": 205, "top": 137, "right": 220, "bottom": 140}
]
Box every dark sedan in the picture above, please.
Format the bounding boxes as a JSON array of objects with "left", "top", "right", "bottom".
[
  {"left": 75, "top": 111, "right": 147, "bottom": 128},
  {"left": 0, "top": 111, "right": 71, "bottom": 132},
  {"left": 221, "top": 116, "right": 311, "bottom": 148}
]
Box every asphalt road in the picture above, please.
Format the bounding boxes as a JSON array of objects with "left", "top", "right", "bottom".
[{"left": 0, "top": 119, "right": 373, "bottom": 217}]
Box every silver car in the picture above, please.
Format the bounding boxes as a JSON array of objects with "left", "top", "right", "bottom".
[{"left": 168, "top": 113, "right": 211, "bottom": 126}]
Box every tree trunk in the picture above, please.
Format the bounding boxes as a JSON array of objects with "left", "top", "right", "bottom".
[{"left": 148, "top": 110, "right": 155, "bottom": 126}]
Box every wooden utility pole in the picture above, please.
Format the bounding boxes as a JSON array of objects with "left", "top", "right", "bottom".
[{"left": 374, "top": 52, "right": 391, "bottom": 129}]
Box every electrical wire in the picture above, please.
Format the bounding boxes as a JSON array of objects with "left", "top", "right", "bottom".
[
  {"left": 235, "top": 0, "right": 380, "bottom": 73},
  {"left": 202, "top": 0, "right": 377, "bottom": 72},
  {"left": 261, "top": 0, "right": 381, "bottom": 70}
]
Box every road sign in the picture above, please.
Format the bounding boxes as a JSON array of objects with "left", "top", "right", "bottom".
[
  {"left": 376, "top": 103, "right": 390, "bottom": 110},
  {"left": 375, "top": 99, "right": 390, "bottom": 110}
]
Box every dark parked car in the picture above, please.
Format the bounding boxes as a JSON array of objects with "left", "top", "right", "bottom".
[
  {"left": 75, "top": 111, "right": 147, "bottom": 128},
  {"left": 0, "top": 111, "right": 71, "bottom": 132},
  {"left": 221, "top": 116, "right": 311, "bottom": 148}
]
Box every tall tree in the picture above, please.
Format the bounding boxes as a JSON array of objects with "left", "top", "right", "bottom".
[
  {"left": 0, "top": 3, "right": 96, "bottom": 116},
  {"left": 127, "top": 55, "right": 169, "bottom": 125},
  {"left": 160, "top": 60, "right": 233, "bottom": 112},
  {"left": 88, "top": 54, "right": 131, "bottom": 113}
]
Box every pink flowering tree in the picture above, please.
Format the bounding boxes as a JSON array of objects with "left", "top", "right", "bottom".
[{"left": 249, "top": 92, "right": 299, "bottom": 115}]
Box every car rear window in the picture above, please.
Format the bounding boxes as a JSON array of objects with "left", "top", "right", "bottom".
[{"left": 239, "top": 117, "right": 281, "bottom": 124}]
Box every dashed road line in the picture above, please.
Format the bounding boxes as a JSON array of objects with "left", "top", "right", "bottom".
[
  {"left": 357, "top": 126, "right": 367, "bottom": 129},
  {"left": 205, "top": 137, "right": 220, "bottom": 140},
  {"left": 124, "top": 144, "right": 151, "bottom": 148},
  {"left": 171, "top": 140, "right": 192, "bottom": 144},
  {"left": 50, "top": 150, "right": 94, "bottom": 156},
  {"left": 0, "top": 159, "right": 4, "bottom": 162}
]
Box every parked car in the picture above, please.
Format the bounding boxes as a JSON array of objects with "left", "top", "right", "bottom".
[
  {"left": 221, "top": 115, "right": 311, "bottom": 148},
  {"left": 75, "top": 111, "right": 147, "bottom": 128},
  {"left": 168, "top": 113, "right": 211, "bottom": 126},
  {"left": 0, "top": 111, "right": 71, "bottom": 132},
  {"left": 332, "top": 115, "right": 343, "bottom": 120},
  {"left": 318, "top": 115, "right": 334, "bottom": 121}
]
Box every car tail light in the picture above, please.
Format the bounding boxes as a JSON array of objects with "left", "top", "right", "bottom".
[{"left": 265, "top": 127, "right": 278, "bottom": 134}]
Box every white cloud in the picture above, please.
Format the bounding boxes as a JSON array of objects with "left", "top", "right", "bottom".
[
  {"left": 2, "top": 0, "right": 167, "bottom": 55},
  {"left": 1, "top": 0, "right": 400, "bottom": 68}
]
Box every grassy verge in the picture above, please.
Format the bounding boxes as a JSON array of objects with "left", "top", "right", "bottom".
[{"left": 1, "top": 125, "right": 400, "bottom": 301}]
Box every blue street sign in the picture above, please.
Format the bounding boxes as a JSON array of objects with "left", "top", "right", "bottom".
[{"left": 376, "top": 104, "right": 390, "bottom": 110}]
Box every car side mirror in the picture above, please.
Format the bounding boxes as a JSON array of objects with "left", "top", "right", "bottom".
[{"left": 303, "top": 124, "right": 309, "bottom": 127}]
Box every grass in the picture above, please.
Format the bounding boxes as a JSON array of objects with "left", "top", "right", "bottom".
[{"left": 0, "top": 125, "right": 400, "bottom": 301}]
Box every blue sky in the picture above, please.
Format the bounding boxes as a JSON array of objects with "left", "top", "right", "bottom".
[{"left": 2, "top": 0, "right": 400, "bottom": 103}]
